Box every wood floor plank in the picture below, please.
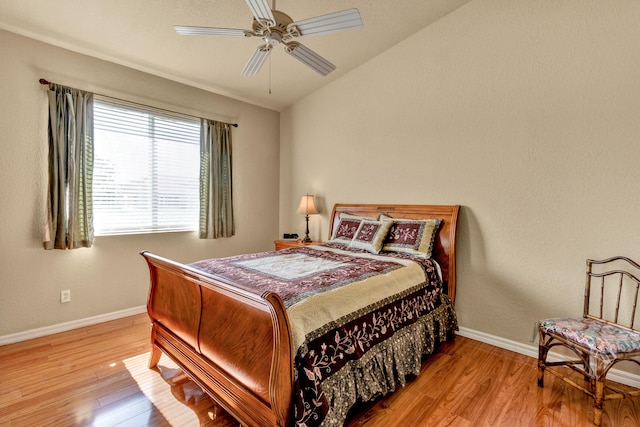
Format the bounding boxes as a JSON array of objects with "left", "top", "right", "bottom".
[{"left": 1, "top": 314, "right": 639, "bottom": 426}]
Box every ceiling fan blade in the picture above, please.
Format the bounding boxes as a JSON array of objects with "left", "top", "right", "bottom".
[
  {"left": 287, "top": 8, "right": 362, "bottom": 38},
  {"left": 174, "top": 25, "right": 248, "bottom": 36},
  {"left": 285, "top": 42, "right": 336, "bottom": 76},
  {"left": 244, "top": 0, "right": 275, "bottom": 26},
  {"left": 241, "top": 44, "right": 272, "bottom": 76}
]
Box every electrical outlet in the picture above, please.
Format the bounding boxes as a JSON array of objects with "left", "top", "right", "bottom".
[{"left": 60, "top": 289, "right": 71, "bottom": 303}]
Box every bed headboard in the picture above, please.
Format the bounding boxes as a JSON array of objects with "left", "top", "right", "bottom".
[{"left": 329, "top": 204, "right": 460, "bottom": 303}]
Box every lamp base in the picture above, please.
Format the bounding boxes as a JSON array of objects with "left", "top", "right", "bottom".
[{"left": 302, "top": 214, "right": 312, "bottom": 243}]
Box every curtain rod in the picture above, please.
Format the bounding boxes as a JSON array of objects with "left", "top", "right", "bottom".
[{"left": 38, "top": 78, "right": 238, "bottom": 128}]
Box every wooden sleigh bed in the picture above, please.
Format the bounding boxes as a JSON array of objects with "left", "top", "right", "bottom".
[{"left": 141, "top": 204, "right": 460, "bottom": 426}]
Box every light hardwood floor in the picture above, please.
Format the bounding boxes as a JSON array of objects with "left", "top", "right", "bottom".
[{"left": 1, "top": 314, "right": 638, "bottom": 426}]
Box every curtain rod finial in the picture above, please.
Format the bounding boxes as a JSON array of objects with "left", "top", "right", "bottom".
[{"left": 39, "top": 78, "right": 50, "bottom": 85}]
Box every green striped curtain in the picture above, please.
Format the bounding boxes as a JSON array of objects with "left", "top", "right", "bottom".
[
  {"left": 199, "top": 119, "right": 234, "bottom": 239},
  {"left": 43, "top": 84, "right": 94, "bottom": 249}
]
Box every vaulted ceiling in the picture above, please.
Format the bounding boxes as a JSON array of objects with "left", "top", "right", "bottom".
[{"left": 0, "top": 0, "right": 470, "bottom": 111}]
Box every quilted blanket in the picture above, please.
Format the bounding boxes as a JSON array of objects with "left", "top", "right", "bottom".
[{"left": 191, "top": 244, "right": 457, "bottom": 426}]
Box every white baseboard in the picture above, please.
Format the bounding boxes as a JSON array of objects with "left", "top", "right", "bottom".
[
  {"left": 457, "top": 326, "right": 640, "bottom": 389},
  {"left": 0, "top": 305, "right": 147, "bottom": 346}
]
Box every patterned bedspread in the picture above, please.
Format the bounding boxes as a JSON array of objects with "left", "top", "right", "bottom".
[{"left": 190, "top": 244, "right": 457, "bottom": 426}]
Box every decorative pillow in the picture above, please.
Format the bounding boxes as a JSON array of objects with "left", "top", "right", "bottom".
[
  {"left": 328, "top": 213, "right": 378, "bottom": 245},
  {"left": 381, "top": 216, "right": 442, "bottom": 258},
  {"left": 349, "top": 220, "right": 393, "bottom": 254},
  {"left": 328, "top": 217, "right": 362, "bottom": 245}
]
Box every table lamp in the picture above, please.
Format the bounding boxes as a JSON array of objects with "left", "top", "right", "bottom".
[{"left": 297, "top": 194, "right": 319, "bottom": 242}]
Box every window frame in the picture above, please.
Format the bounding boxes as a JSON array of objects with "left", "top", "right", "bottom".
[{"left": 92, "top": 97, "right": 201, "bottom": 236}]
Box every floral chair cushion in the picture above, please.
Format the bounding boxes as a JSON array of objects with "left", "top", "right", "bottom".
[{"left": 540, "top": 317, "right": 640, "bottom": 356}]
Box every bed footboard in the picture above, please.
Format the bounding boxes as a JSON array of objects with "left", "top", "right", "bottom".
[{"left": 141, "top": 251, "right": 294, "bottom": 427}]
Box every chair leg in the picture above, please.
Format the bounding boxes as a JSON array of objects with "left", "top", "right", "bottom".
[
  {"left": 537, "top": 331, "right": 548, "bottom": 388},
  {"left": 537, "top": 358, "right": 545, "bottom": 387},
  {"left": 593, "top": 379, "right": 604, "bottom": 426}
]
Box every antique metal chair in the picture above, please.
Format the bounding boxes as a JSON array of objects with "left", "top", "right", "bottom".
[{"left": 538, "top": 256, "right": 640, "bottom": 426}]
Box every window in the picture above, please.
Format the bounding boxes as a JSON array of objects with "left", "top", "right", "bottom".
[{"left": 93, "top": 99, "right": 200, "bottom": 235}]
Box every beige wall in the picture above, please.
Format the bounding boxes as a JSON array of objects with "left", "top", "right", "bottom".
[
  {"left": 280, "top": 0, "right": 640, "bottom": 345},
  {"left": 4, "top": 0, "right": 640, "bottom": 348},
  {"left": 0, "top": 30, "right": 280, "bottom": 336}
]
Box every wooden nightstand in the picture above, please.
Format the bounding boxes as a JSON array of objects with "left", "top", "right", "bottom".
[{"left": 274, "top": 239, "right": 320, "bottom": 251}]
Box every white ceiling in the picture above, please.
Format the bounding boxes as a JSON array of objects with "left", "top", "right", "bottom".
[{"left": 0, "top": 0, "right": 471, "bottom": 111}]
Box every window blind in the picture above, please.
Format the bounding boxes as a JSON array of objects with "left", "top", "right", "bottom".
[{"left": 93, "top": 99, "right": 200, "bottom": 235}]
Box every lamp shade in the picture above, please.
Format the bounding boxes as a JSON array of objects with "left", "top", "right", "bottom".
[{"left": 297, "top": 194, "right": 319, "bottom": 215}]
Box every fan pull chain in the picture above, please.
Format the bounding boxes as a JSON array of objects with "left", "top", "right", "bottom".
[{"left": 268, "top": 52, "right": 272, "bottom": 95}]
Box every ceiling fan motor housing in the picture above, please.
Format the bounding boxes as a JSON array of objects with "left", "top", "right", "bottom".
[{"left": 253, "top": 10, "right": 293, "bottom": 46}]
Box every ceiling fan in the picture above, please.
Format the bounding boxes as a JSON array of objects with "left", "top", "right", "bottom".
[{"left": 174, "top": 0, "right": 363, "bottom": 77}]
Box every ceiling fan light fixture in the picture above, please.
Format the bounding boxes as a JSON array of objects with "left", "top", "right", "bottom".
[
  {"left": 265, "top": 31, "right": 282, "bottom": 46},
  {"left": 286, "top": 42, "right": 336, "bottom": 76}
]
